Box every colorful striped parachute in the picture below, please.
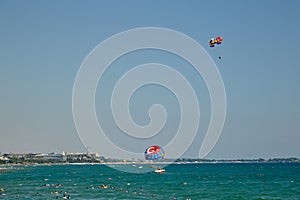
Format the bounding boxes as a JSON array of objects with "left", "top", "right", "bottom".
[
  {"left": 144, "top": 145, "right": 165, "bottom": 160},
  {"left": 209, "top": 36, "right": 223, "bottom": 48}
]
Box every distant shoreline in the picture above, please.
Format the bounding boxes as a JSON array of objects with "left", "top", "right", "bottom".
[
  {"left": 2, "top": 152, "right": 299, "bottom": 166},
  {"left": 1, "top": 157, "right": 299, "bottom": 169}
]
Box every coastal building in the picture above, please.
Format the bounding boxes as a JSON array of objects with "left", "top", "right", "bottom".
[
  {"left": 66, "top": 152, "right": 99, "bottom": 162},
  {"left": 2, "top": 152, "right": 67, "bottom": 162},
  {"left": 1, "top": 152, "right": 103, "bottom": 163},
  {"left": 0, "top": 155, "right": 9, "bottom": 161},
  {"left": 35, "top": 152, "right": 67, "bottom": 161},
  {"left": 3, "top": 153, "right": 28, "bottom": 159}
]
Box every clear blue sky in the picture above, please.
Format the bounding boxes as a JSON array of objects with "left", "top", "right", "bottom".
[{"left": 0, "top": 0, "right": 299, "bottom": 159}]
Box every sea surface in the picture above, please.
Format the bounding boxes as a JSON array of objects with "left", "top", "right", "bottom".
[{"left": 0, "top": 163, "right": 299, "bottom": 199}]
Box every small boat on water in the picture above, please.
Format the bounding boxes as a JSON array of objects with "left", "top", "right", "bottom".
[{"left": 154, "top": 168, "right": 165, "bottom": 174}]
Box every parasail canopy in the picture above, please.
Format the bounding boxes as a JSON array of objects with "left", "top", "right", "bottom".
[
  {"left": 209, "top": 36, "right": 223, "bottom": 48},
  {"left": 144, "top": 145, "right": 165, "bottom": 160}
]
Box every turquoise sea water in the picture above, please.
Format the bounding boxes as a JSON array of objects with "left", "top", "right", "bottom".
[{"left": 0, "top": 163, "right": 299, "bottom": 199}]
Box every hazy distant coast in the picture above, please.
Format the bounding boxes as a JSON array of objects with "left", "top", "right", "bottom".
[{"left": 1, "top": 152, "right": 299, "bottom": 167}]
